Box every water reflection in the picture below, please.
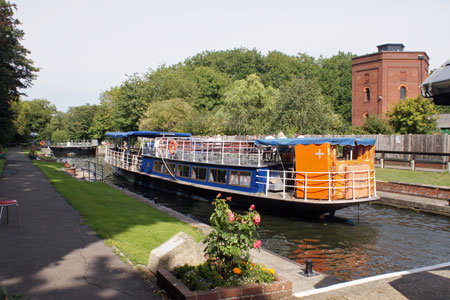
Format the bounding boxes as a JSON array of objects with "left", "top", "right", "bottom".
[{"left": 58, "top": 155, "right": 450, "bottom": 282}]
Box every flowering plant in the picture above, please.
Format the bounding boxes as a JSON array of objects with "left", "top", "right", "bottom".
[
  {"left": 203, "top": 194, "right": 262, "bottom": 272},
  {"left": 174, "top": 194, "right": 274, "bottom": 290}
]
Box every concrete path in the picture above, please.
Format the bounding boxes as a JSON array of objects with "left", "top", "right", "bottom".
[
  {"left": 296, "top": 262, "right": 450, "bottom": 300},
  {"left": 0, "top": 148, "right": 159, "bottom": 300},
  {"left": 378, "top": 191, "right": 450, "bottom": 217}
]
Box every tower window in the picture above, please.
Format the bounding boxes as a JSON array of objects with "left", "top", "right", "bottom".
[
  {"left": 400, "top": 86, "right": 407, "bottom": 100},
  {"left": 364, "top": 87, "right": 370, "bottom": 102}
]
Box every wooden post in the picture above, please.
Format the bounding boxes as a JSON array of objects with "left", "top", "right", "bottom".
[{"left": 411, "top": 153, "right": 416, "bottom": 170}]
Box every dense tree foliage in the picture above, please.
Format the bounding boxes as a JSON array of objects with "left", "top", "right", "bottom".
[
  {"left": 15, "top": 46, "right": 436, "bottom": 141},
  {"left": 317, "top": 52, "right": 354, "bottom": 122},
  {"left": 65, "top": 104, "right": 99, "bottom": 140},
  {"left": 139, "top": 98, "right": 194, "bottom": 133},
  {"left": 220, "top": 74, "right": 276, "bottom": 135},
  {"left": 388, "top": 96, "right": 438, "bottom": 134},
  {"left": 0, "top": 0, "right": 38, "bottom": 144},
  {"left": 272, "top": 77, "right": 343, "bottom": 136},
  {"left": 12, "top": 99, "right": 56, "bottom": 141}
]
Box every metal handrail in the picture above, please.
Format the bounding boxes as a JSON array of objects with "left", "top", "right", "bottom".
[
  {"left": 140, "top": 137, "right": 273, "bottom": 167},
  {"left": 255, "top": 169, "right": 376, "bottom": 201},
  {"left": 52, "top": 140, "right": 96, "bottom": 147},
  {"left": 105, "top": 149, "right": 142, "bottom": 172}
]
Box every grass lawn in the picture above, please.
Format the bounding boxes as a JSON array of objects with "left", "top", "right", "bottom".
[
  {"left": 33, "top": 159, "right": 205, "bottom": 266},
  {"left": 376, "top": 167, "right": 450, "bottom": 187}
]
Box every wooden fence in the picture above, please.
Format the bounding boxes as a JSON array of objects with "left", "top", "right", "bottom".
[
  {"left": 197, "top": 134, "right": 450, "bottom": 170},
  {"left": 307, "top": 134, "right": 450, "bottom": 170}
]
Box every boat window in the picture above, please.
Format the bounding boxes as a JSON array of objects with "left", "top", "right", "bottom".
[
  {"left": 191, "top": 166, "right": 207, "bottom": 181},
  {"left": 163, "top": 163, "right": 176, "bottom": 175},
  {"left": 209, "top": 168, "right": 227, "bottom": 184},
  {"left": 177, "top": 164, "right": 190, "bottom": 178},
  {"left": 153, "top": 161, "right": 163, "bottom": 173},
  {"left": 229, "top": 170, "right": 252, "bottom": 188}
]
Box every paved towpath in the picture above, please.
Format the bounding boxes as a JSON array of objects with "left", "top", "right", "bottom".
[
  {"left": 0, "top": 148, "right": 159, "bottom": 300},
  {"left": 296, "top": 262, "right": 450, "bottom": 300}
]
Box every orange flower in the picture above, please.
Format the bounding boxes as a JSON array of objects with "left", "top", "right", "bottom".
[
  {"left": 241, "top": 261, "right": 247, "bottom": 265},
  {"left": 233, "top": 267, "right": 242, "bottom": 274}
]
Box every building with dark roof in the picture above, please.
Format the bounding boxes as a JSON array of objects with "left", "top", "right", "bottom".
[{"left": 352, "top": 44, "right": 429, "bottom": 126}]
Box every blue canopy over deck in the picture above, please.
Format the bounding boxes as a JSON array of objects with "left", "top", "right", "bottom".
[
  {"left": 254, "top": 137, "right": 376, "bottom": 147},
  {"left": 106, "top": 131, "right": 191, "bottom": 139}
]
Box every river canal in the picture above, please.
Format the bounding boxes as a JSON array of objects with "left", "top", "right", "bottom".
[{"left": 60, "top": 155, "right": 450, "bottom": 282}]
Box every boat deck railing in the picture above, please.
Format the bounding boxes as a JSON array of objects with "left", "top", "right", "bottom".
[
  {"left": 141, "top": 137, "right": 279, "bottom": 167},
  {"left": 257, "top": 169, "right": 376, "bottom": 201},
  {"left": 105, "top": 149, "right": 142, "bottom": 172},
  {"left": 106, "top": 148, "right": 376, "bottom": 201}
]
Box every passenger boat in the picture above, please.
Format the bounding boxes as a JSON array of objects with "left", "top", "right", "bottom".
[{"left": 105, "top": 131, "right": 379, "bottom": 215}]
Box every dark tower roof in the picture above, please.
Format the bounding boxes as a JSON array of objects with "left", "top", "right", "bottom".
[{"left": 377, "top": 43, "right": 405, "bottom": 52}]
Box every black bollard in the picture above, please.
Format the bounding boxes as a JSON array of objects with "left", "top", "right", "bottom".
[{"left": 304, "top": 259, "right": 313, "bottom": 277}]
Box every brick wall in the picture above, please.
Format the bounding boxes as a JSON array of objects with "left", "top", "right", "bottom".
[
  {"left": 377, "top": 181, "right": 450, "bottom": 200},
  {"left": 157, "top": 268, "right": 293, "bottom": 300},
  {"left": 352, "top": 50, "right": 429, "bottom": 126}
]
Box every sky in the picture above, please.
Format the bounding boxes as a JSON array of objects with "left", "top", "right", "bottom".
[{"left": 12, "top": 0, "right": 450, "bottom": 112}]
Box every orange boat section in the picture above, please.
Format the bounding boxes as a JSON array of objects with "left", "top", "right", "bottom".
[{"left": 295, "top": 143, "right": 375, "bottom": 200}]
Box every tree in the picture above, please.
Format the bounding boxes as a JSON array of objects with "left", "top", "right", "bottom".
[
  {"left": 0, "top": 1, "right": 38, "bottom": 144},
  {"left": 220, "top": 74, "right": 276, "bottom": 135},
  {"left": 12, "top": 99, "right": 56, "bottom": 141},
  {"left": 91, "top": 87, "right": 121, "bottom": 138},
  {"left": 187, "top": 66, "right": 230, "bottom": 111},
  {"left": 139, "top": 98, "right": 194, "bottom": 132},
  {"left": 388, "top": 96, "right": 438, "bottom": 134},
  {"left": 260, "top": 51, "right": 303, "bottom": 88},
  {"left": 184, "top": 48, "right": 265, "bottom": 81},
  {"left": 361, "top": 115, "right": 394, "bottom": 134},
  {"left": 317, "top": 52, "right": 354, "bottom": 122},
  {"left": 272, "top": 76, "right": 343, "bottom": 136},
  {"left": 65, "top": 104, "right": 99, "bottom": 140},
  {"left": 112, "top": 74, "right": 150, "bottom": 132},
  {"left": 51, "top": 129, "right": 69, "bottom": 141}
]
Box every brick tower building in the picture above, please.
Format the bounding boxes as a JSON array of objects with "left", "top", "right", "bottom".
[{"left": 352, "top": 44, "right": 429, "bottom": 126}]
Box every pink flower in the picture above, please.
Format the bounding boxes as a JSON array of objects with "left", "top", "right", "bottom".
[
  {"left": 217, "top": 193, "right": 221, "bottom": 198},
  {"left": 254, "top": 214, "right": 261, "bottom": 225},
  {"left": 253, "top": 240, "right": 262, "bottom": 248},
  {"left": 227, "top": 197, "right": 232, "bottom": 200},
  {"left": 228, "top": 212, "right": 235, "bottom": 222},
  {"left": 250, "top": 204, "right": 255, "bottom": 210}
]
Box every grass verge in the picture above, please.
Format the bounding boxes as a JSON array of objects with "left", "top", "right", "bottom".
[
  {"left": 376, "top": 167, "right": 450, "bottom": 187},
  {"left": 33, "top": 159, "right": 204, "bottom": 265}
]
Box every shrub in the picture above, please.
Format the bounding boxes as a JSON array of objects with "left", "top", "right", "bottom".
[{"left": 173, "top": 194, "right": 275, "bottom": 290}]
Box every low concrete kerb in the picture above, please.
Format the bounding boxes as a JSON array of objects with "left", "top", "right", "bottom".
[{"left": 293, "top": 261, "right": 450, "bottom": 298}]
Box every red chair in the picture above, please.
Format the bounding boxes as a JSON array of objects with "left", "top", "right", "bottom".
[{"left": 0, "top": 200, "right": 21, "bottom": 227}]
